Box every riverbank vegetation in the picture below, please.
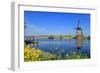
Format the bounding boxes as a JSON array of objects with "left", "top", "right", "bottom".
[
  {"left": 24, "top": 46, "right": 56, "bottom": 62},
  {"left": 24, "top": 46, "right": 89, "bottom": 62},
  {"left": 25, "top": 35, "right": 90, "bottom": 40},
  {"left": 65, "top": 51, "right": 89, "bottom": 59}
]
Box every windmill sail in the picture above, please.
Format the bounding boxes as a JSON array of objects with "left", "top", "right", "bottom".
[{"left": 76, "top": 20, "right": 83, "bottom": 39}]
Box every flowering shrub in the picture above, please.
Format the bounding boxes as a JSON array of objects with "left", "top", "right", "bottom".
[{"left": 24, "top": 46, "right": 56, "bottom": 62}]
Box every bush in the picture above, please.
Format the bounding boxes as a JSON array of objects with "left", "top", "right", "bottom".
[{"left": 24, "top": 46, "right": 56, "bottom": 62}]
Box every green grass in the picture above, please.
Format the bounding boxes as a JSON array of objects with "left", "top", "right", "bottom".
[
  {"left": 24, "top": 46, "right": 89, "bottom": 62},
  {"left": 65, "top": 51, "right": 89, "bottom": 59}
]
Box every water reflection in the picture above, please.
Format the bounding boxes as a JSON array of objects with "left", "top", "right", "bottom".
[
  {"left": 24, "top": 37, "right": 90, "bottom": 59},
  {"left": 76, "top": 38, "right": 83, "bottom": 50}
]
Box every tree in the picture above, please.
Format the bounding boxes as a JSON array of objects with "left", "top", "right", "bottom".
[
  {"left": 87, "top": 36, "right": 90, "bottom": 40},
  {"left": 48, "top": 36, "right": 54, "bottom": 39}
]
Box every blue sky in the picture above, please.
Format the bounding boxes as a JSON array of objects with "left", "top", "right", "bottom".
[{"left": 24, "top": 11, "right": 90, "bottom": 36}]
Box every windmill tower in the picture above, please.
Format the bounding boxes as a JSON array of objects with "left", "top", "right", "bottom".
[{"left": 76, "top": 20, "right": 83, "bottom": 49}]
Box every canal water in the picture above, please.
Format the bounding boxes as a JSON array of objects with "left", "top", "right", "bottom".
[{"left": 31, "top": 38, "right": 90, "bottom": 58}]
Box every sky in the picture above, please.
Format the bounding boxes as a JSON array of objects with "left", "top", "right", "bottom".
[{"left": 24, "top": 11, "right": 90, "bottom": 36}]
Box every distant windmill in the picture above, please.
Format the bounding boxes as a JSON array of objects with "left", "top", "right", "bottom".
[{"left": 75, "top": 20, "right": 83, "bottom": 49}]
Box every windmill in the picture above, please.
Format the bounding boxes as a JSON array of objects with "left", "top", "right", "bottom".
[
  {"left": 75, "top": 20, "right": 83, "bottom": 49},
  {"left": 75, "top": 20, "right": 83, "bottom": 40}
]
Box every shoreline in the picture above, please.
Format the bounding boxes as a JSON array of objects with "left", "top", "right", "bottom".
[{"left": 24, "top": 46, "right": 89, "bottom": 62}]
